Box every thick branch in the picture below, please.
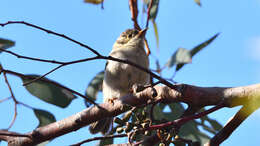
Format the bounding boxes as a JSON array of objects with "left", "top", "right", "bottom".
[
  {"left": 1, "top": 84, "right": 260, "bottom": 145},
  {"left": 205, "top": 104, "right": 259, "bottom": 146}
]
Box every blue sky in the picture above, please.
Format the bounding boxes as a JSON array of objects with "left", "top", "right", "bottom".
[{"left": 0, "top": 0, "right": 260, "bottom": 145}]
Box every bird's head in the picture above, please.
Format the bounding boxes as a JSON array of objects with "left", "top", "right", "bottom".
[{"left": 113, "top": 28, "right": 147, "bottom": 49}]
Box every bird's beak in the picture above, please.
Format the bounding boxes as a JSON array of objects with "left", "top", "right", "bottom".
[{"left": 137, "top": 28, "right": 148, "bottom": 38}]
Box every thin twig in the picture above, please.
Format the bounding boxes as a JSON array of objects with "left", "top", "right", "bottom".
[
  {"left": 71, "top": 134, "right": 127, "bottom": 146},
  {"left": 0, "top": 21, "right": 175, "bottom": 89},
  {"left": 145, "top": 0, "right": 154, "bottom": 28},
  {"left": 3, "top": 72, "right": 18, "bottom": 130},
  {"left": 4, "top": 70, "right": 100, "bottom": 107},
  {"left": 0, "top": 97, "right": 12, "bottom": 103},
  {"left": 0, "top": 21, "right": 101, "bottom": 56},
  {"left": 147, "top": 102, "right": 225, "bottom": 131},
  {"left": 0, "top": 48, "right": 64, "bottom": 64},
  {"left": 129, "top": 0, "right": 141, "bottom": 30},
  {"left": 23, "top": 64, "right": 65, "bottom": 86}
]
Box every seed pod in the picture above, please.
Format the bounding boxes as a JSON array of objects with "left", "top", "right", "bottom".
[
  {"left": 141, "top": 122, "right": 149, "bottom": 129},
  {"left": 116, "top": 127, "right": 124, "bottom": 133},
  {"left": 122, "top": 111, "right": 132, "bottom": 122},
  {"left": 159, "top": 143, "right": 165, "bottom": 146},
  {"left": 125, "top": 122, "right": 133, "bottom": 133},
  {"left": 144, "top": 130, "right": 151, "bottom": 136},
  {"left": 114, "top": 117, "right": 124, "bottom": 125}
]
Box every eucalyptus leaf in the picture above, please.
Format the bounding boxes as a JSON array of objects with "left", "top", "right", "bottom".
[
  {"left": 84, "top": 0, "right": 103, "bottom": 4},
  {"left": 176, "top": 33, "right": 220, "bottom": 71},
  {"left": 194, "top": 0, "right": 201, "bottom": 6},
  {"left": 190, "top": 33, "right": 220, "bottom": 57},
  {"left": 0, "top": 38, "right": 15, "bottom": 53},
  {"left": 152, "top": 20, "right": 159, "bottom": 48},
  {"left": 33, "top": 109, "right": 56, "bottom": 127},
  {"left": 21, "top": 75, "right": 76, "bottom": 108},
  {"left": 152, "top": 105, "right": 165, "bottom": 120},
  {"left": 206, "top": 118, "right": 223, "bottom": 131},
  {"left": 85, "top": 71, "right": 104, "bottom": 101},
  {"left": 168, "top": 103, "right": 185, "bottom": 119},
  {"left": 145, "top": 0, "right": 160, "bottom": 20},
  {"left": 179, "top": 121, "right": 210, "bottom": 144},
  {"left": 167, "top": 48, "right": 192, "bottom": 68}
]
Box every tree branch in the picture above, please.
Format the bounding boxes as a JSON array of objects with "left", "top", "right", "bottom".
[
  {"left": 205, "top": 103, "right": 259, "bottom": 146},
  {"left": 1, "top": 83, "right": 259, "bottom": 145}
]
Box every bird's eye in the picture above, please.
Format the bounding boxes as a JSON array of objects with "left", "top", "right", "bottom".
[{"left": 128, "top": 33, "right": 135, "bottom": 38}]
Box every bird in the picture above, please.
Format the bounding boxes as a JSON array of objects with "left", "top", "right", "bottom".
[{"left": 89, "top": 28, "right": 150, "bottom": 135}]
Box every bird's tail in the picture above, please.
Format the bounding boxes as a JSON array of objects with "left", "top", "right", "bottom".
[{"left": 89, "top": 118, "right": 113, "bottom": 135}]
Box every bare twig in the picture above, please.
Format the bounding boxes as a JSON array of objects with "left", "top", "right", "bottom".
[
  {"left": 146, "top": 102, "right": 225, "bottom": 131},
  {"left": 71, "top": 134, "right": 127, "bottom": 146},
  {"left": 3, "top": 72, "right": 18, "bottom": 130},
  {"left": 3, "top": 69, "right": 100, "bottom": 107},
  {"left": 23, "top": 64, "right": 64, "bottom": 86},
  {"left": 0, "top": 97, "right": 12, "bottom": 103},
  {"left": 0, "top": 21, "right": 101, "bottom": 56},
  {"left": 0, "top": 48, "right": 64, "bottom": 64},
  {"left": 145, "top": 0, "right": 154, "bottom": 28},
  {"left": 129, "top": 0, "right": 141, "bottom": 30},
  {"left": 0, "top": 45, "right": 175, "bottom": 89}
]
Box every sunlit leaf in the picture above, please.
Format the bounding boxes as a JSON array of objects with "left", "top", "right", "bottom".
[
  {"left": 167, "top": 48, "right": 192, "bottom": 68},
  {"left": 21, "top": 75, "right": 76, "bottom": 108},
  {"left": 176, "top": 33, "right": 220, "bottom": 71},
  {"left": 33, "top": 109, "right": 56, "bottom": 127},
  {"left": 37, "top": 141, "right": 49, "bottom": 146},
  {"left": 194, "top": 0, "right": 201, "bottom": 6},
  {"left": 84, "top": 0, "right": 103, "bottom": 4},
  {"left": 152, "top": 20, "right": 159, "bottom": 48},
  {"left": 0, "top": 38, "right": 15, "bottom": 53}
]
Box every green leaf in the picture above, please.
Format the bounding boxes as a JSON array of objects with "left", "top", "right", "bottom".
[
  {"left": 179, "top": 121, "right": 210, "bottom": 145},
  {"left": 167, "top": 48, "right": 192, "bottom": 68},
  {"left": 190, "top": 33, "right": 220, "bottom": 57},
  {"left": 33, "top": 109, "right": 56, "bottom": 127},
  {"left": 206, "top": 118, "right": 223, "bottom": 131},
  {"left": 152, "top": 20, "right": 159, "bottom": 48},
  {"left": 85, "top": 71, "right": 104, "bottom": 101},
  {"left": 84, "top": 0, "right": 103, "bottom": 4},
  {"left": 194, "top": 0, "right": 201, "bottom": 6},
  {"left": 0, "top": 38, "right": 15, "bottom": 53},
  {"left": 168, "top": 103, "right": 185, "bottom": 118},
  {"left": 21, "top": 75, "right": 76, "bottom": 108},
  {"left": 147, "top": 0, "right": 160, "bottom": 20},
  {"left": 176, "top": 33, "right": 220, "bottom": 71},
  {"left": 98, "top": 138, "right": 113, "bottom": 146},
  {"left": 153, "top": 105, "right": 165, "bottom": 120}
]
